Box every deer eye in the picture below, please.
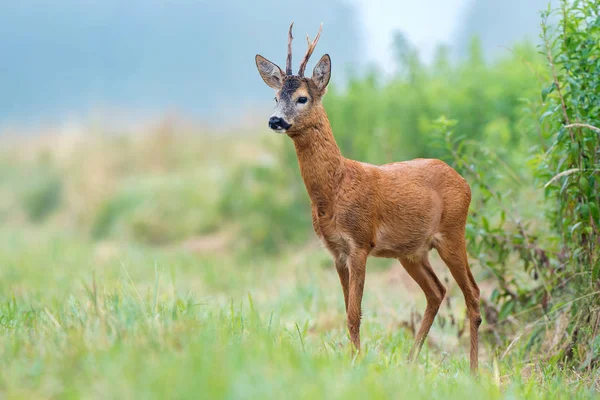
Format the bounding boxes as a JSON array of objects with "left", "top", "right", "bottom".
[
  {"left": 297, "top": 97, "right": 308, "bottom": 104},
  {"left": 274, "top": 97, "right": 278, "bottom": 103}
]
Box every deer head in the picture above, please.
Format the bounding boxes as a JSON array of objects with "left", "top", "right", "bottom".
[{"left": 255, "top": 23, "right": 331, "bottom": 134}]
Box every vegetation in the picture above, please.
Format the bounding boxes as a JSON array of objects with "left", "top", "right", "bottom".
[
  {"left": 2, "top": 227, "right": 597, "bottom": 399},
  {"left": 439, "top": 0, "right": 600, "bottom": 368},
  {"left": 1, "top": 1, "right": 599, "bottom": 398}
]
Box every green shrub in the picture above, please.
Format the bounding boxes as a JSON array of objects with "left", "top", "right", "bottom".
[
  {"left": 219, "top": 137, "right": 312, "bottom": 253},
  {"left": 533, "top": 0, "right": 600, "bottom": 366},
  {"left": 92, "top": 174, "right": 221, "bottom": 245},
  {"left": 437, "top": 0, "right": 600, "bottom": 367},
  {"left": 22, "top": 172, "right": 62, "bottom": 223}
]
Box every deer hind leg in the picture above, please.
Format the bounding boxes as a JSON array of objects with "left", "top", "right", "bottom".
[
  {"left": 398, "top": 255, "right": 446, "bottom": 362},
  {"left": 346, "top": 249, "right": 368, "bottom": 352},
  {"left": 335, "top": 255, "right": 349, "bottom": 312},
  {"left": 435, "top": 235, "right": 481, "bottom": 372}
]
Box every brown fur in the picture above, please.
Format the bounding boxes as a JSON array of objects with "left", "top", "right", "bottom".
[{"left": 256, "top": 24, "right": 481, "bottom": 372}]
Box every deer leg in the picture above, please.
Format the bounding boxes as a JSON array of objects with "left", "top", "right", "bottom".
[
  {"left": 398, "top": 255, "right": 446, "bottom": 362},
  {"left": 335, "top": 256, "right": 349, "bottom": 312},
  {"left": 346, "top": 249, "right": 368, "bottom": 352},
  {"left": 436, "top": 237, "right": 481, "bottom": 372}
]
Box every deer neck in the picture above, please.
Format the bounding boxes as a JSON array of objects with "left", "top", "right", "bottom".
[{"left": 290, "top": 107, "right": 344, "bottom": 207}]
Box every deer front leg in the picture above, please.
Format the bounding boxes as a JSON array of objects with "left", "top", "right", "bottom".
[{"left": 346, "top": 249, "right": 368, "bottom": 352}]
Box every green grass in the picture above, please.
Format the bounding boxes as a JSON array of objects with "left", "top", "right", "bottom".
[
  {"left": 1, "top": 226, "right": 598, "bottom": 399},
  {"left": 0, "top": 128, "right": 597, "bottom": 398}
]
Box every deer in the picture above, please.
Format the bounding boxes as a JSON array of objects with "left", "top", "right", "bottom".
[{"left": 254, "top": 22, "right": 482, "bottom": 372}]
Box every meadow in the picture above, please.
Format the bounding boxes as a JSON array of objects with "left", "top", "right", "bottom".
[
  {"left": 0, "top": 130, "right": 597, "bottom": 399},
  {"left": 1, "top": 1, "right": 599, "bottom": 398}
]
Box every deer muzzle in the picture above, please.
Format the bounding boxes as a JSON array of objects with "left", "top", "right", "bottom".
[{"left": 268, "top": 116, "right": 291, "bottom": 132}]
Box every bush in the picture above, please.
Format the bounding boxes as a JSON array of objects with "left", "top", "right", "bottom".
[
  {"left": 219, "top": 137, "right": 312, "bottom": 253},
  {"left": 438, "top": 0, "right": 600, "bottom": 367},
  {"left": 22, "top": 171, "right": 63, "bottom": 223},
  {"left": 92, "top": 174, "right": 221, "bottom": 245},
  {"left": 0, "top": 155, "right": 64, "bottom": 223}
]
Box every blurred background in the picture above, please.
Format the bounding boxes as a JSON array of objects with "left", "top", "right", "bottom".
[
  {"left": 0, "top": 0, "right": 549, "bottom": 129},
  {"left": 2, "top": 0, "right": 600, "bottom": 395},
  {"left": 0, "top": 0, "right": 558, "bottom": 259}
]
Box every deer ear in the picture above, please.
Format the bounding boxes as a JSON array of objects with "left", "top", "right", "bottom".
[
  {"left": 255, "top": 55, "right": 285, "bottom": 90},
  {"left": 311, "top": 54, "right": 331, "bottom": 92}
]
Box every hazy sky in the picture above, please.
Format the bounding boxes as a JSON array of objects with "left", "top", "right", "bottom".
[
  {"left": 352, "top": 0, "right": 468, "bottom": 70},
  {"left": 0, "top": 0, "right": 549, "bottom": 127}
]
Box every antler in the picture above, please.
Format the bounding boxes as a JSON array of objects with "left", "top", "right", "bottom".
[
  {"left": 298, "top": 23, "right": 323, "bottom": 77},
  {"left": 286, "top": 22, "right": 294, "bottom": 75}
]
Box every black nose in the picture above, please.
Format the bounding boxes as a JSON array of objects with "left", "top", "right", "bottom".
[
  {"left": 268, "top": 116, "right": 291, "bottom": 131},
  {"left": 269, "top": 117, "right": 283, "bottom": 130}
]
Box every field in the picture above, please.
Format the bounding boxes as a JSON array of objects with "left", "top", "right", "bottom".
[{"left": 0, "top": 127, "right": 597, "bottom": 400}]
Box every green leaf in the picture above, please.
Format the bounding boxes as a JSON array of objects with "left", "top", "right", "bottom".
[
  {"left": 481, "top": 216, "right": 490, "bottom": 231},
  {"left": 589, "top": 201, "right": 599, "bottom": 221},
  {"left": 570, "top": 221, "right": 582, "bottom": 235},
  {"left": 542, "top": 82, "right": 556, "bottom": 101},
  {"left": 539, "top": 110, "right": 554, "bottom": 123},
  {"left": 498, "top": 300, "right": 516, "bottom": 321}
]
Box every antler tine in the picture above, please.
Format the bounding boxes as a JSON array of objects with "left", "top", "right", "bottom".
[
  {"left": 298, "top": 23, "right": 323, "bottom": 77},
  {"left": 286, "top": 22, "right": 294, "bottom": 75}
]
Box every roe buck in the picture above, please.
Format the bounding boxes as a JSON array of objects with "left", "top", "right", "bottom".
[{"left": 255, "top": 23, "right": 482, "bottom": 371}]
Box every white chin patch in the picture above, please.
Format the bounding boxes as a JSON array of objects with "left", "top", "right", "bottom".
[{"left": 274, "top": 128, "right": 287, "bottom": 134}]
